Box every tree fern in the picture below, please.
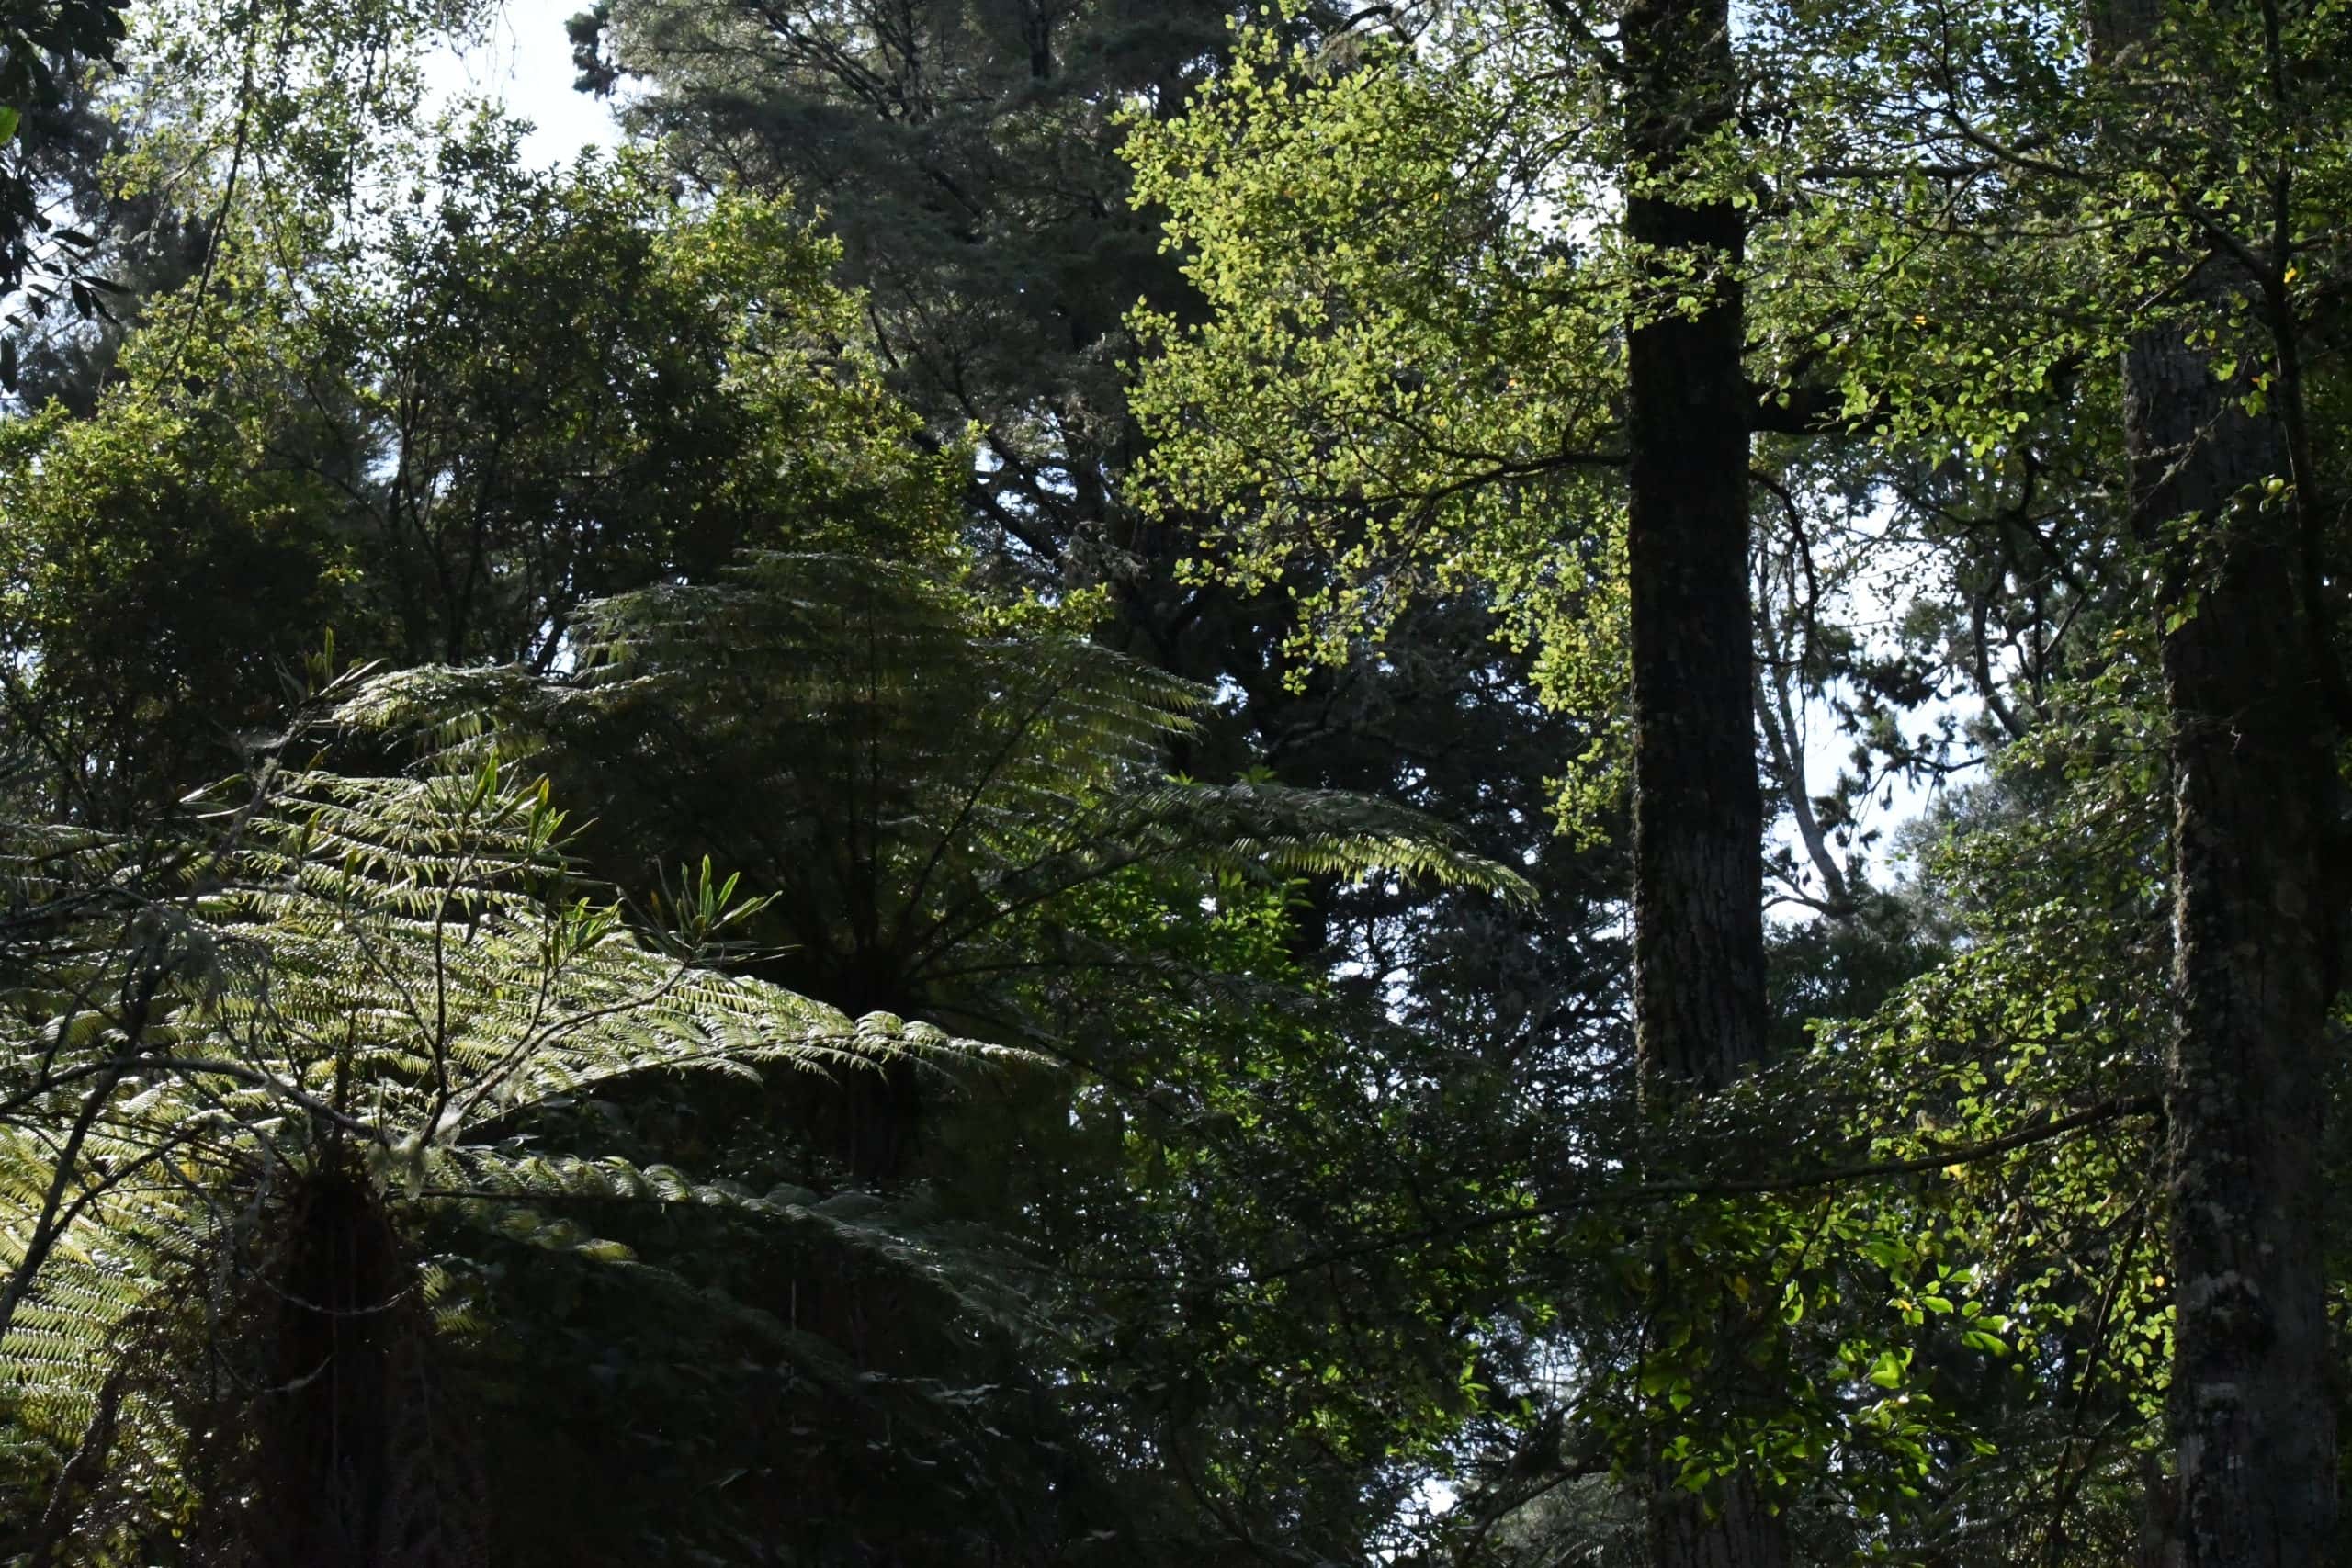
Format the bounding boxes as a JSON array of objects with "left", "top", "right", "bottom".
[
  {"left": 329, "top": 550, "right": 1542, "bottom": 1561},
  {"left": 340, "top": 551, "right": 1531, "bottom": 1084},
  {"left": 0, "top": 753, "right": 1003, "bottom": 1562}
]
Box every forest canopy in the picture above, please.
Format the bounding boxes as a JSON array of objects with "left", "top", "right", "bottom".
[{"left": 0, "top": 0, "right": 2345, "bottom": 1564}]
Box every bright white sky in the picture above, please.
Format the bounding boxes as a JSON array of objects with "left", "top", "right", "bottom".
[{"left": 423, "top": 0, "right": 625, "bottom": 166}]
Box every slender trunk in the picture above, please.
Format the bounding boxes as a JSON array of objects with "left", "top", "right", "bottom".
[
  {"left": 1755, "top": 583, "right": 1851, "bottom": 915},
  {"left": 2126, "top": 321, "right": 2337, "bottom": 1568},
  {"left": 1620, "top": 1, "right": 1785, "bottom": 1562}
]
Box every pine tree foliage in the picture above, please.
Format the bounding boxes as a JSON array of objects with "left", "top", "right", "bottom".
[
  {"left": 565, "top": 0, "right": 1274, "bottom": 587},
  {"left": 0, "top": 0, "right": 130, "bottom": 360},
  {"left": 0, "top": 733, "right": 1004, "bottom": 1560}
]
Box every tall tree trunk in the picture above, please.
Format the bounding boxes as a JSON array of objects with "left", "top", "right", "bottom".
[
  {"left": 2084, "top": 6, "right": 2342, "bottom": 1562},
  {"left": 1620, "top": 0, "right": 1785, "bottom": 1563},
  {"left": 1622, "top": 0, "right": 1761, "bottom": 1139},
  {"left": 2127, "top": 319, "right": 2337, "bottom": 1567}
]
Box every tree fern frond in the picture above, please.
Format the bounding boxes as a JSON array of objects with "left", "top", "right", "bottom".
[
  {"left": 330, "top": 552, "right": 1531, "bottom": 1058},
  {"left": 419, "top": 1146, "right": 1017, "bottom": 1313},
  {"left": 0, "top": 752, "right": 1013, "bottom": 1555}
]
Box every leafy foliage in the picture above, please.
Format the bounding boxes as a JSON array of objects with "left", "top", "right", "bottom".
[
  {"left": 2, "top": 0, "right": 2348, "bottom": 1561},
  {"left": 0, "top": 132, "right": 954, "bottom": 820}
]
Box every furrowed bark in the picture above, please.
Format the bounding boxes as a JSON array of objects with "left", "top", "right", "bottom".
[
  {"left": 1622, "top": 0, "right": 1762, "bottom": 1123},
  {"left": 2084, "top": 3, "right": 2342, "bottom": 1561},
  {"left": 2128, "top": 321, "right": 2337, "bottom": 1568},
  {"left": 1620, "top": 0, "right": 1785, "bottom": 1562}
]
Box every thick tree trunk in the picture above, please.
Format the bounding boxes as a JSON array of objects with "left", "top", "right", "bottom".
[
  {"left": 2126, "top": 323, "right": 2338, "bottom": 1567},
  {"left": 2082, "top": 5, "right": 2342, "bottom": 1562},
  {"left": 1622, "top": 0, "right": 1763, "bottom": 1134},
  {"left": 1619, "top": 1, "right": 1784, "bottom": 1563}
]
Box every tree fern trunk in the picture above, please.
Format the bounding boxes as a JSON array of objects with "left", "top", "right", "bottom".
[{"left": 247, "top": 1164, "right": 485, "bottom": 1568}]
